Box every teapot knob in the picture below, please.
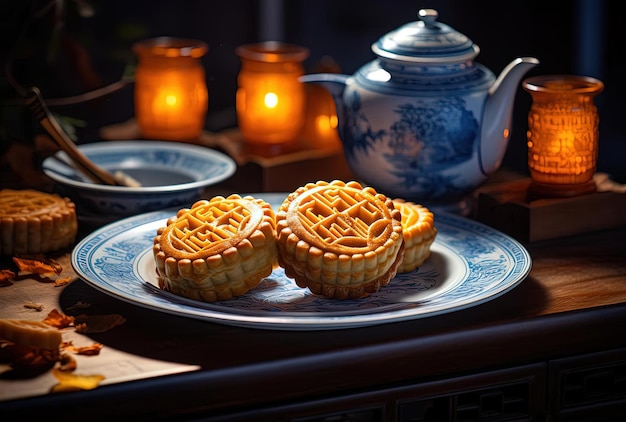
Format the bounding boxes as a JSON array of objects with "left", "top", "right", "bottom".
[{"left": 418, "top": 9, "right": 439, "bottom": 28}]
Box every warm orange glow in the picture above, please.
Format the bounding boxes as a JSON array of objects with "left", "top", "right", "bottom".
[
  {"left": 145, "top": 75, "right": 187, "bottom": 118},
  {"left": 133, "top": 37, "right": 208, "bottom": 141},
  {"left": 236, "top": 42, "right": 309, "bottom": 145},
  {"left": 237, "top": 72, "right": 306, "bottom": 143},
  {"left": 316, "top": 115, "right": 332, "bottom": 132},
  {"left": 264, "top": 92, "right": 278, "bottom": 108},
  {"left": 312, "top": 114, "right": 339, "bottom": 140},
  {"left": 301, "top": 84, "right": 341, "bottom": 150},
  {"left": 165, "top": 95, "right": 177, "bottom": 107},
  {"left": 523, "top": 75, "right": 604, "bottom": 187}
]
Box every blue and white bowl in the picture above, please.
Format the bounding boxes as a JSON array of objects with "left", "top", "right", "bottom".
[{"left": 42, "top": 140, "right": 236, "bottom": 218}]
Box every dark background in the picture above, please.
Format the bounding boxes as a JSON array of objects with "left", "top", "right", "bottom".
[{"left": 1, "top": 0, "right": 624, "bottom": 181}]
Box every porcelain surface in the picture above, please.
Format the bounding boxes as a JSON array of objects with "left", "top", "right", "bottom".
[
  {"left": 301, "top": 9, "right": 538, "bottom": 214},
  {"left": 42, "top": 140, "right": 236, "bottom": 218},
  {"left": 71, "top": 193, "right": 531, "bottom": 331}
]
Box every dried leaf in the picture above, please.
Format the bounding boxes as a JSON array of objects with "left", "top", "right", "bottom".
[
  {"left": 58, "top": 353, "right": 77, "bottom": 371},
  {"left": 23, "top": 301, "right": 44, "bottom": 312},
  {"left": 54, "top": 276, "right": 72, "bottom": 287},
  {"left": 64, "top": 342, "right": 103, "bottom": 356},
  {"left": 0, "top": 269, "right": 16, "bottom": 285},
  {"left": 50, "top": 368, "right": 105, "bottom": 392},
  {"left": 13, "top": 257, "right": 61, "bottom": 277},
  {"left": 42, "top": 309, "right": 74, "bottom": 329}
]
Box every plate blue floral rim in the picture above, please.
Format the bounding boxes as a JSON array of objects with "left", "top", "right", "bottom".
[{"left": 71, "top": 194, "right": 532, "bottom": 331}]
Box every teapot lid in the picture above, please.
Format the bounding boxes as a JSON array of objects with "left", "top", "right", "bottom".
[{"left": 372, "top": 9, "right": 479, "bottom": 63}]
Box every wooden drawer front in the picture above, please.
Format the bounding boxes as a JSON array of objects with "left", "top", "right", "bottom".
[
  {"left": 561, "top": 361, "right": 626, "bottom": 408},
  {"left": 207, "top": 363, "right": 545, "bottom": 421},
  {"left": 549, "top": 347, "right": 626, "bottom": 420},
  {"left": 288, "top": 380, "right": 535, "bottom": 422},
  {"left": 397, "top": 380, "right": 535, "bottom": 422}
]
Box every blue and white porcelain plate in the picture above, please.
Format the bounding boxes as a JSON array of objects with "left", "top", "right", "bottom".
[{"left": 71, "top": 194, "right": 531, "bottom": 331}]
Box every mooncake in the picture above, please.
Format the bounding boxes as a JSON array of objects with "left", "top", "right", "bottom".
[
  {"left": 275, "top": 180, "right": 404, "bottom": 299},
  {"left": 0, "top": 189, "right": 78, "bottom": 255},
  {"left": 153, "top": 194, "right": 277, "bottom": 302}
]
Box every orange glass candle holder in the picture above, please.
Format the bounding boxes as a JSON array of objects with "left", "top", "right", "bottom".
[
  {"left": 522, "top": 74, "right": 604, "bottom": 197},
  {"left": 236, "top": 42, "right": 309, "bottom": 145},
  {"left": 133, "top": 37, "right": 208, "bottom": 141}
]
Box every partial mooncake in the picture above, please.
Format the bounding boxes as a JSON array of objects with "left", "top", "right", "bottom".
[
  {"left": 392, "top": 199, "right": 437, "bottom": 273},
  {"left": 0, "top": 189, "right": 78, "bottom": 256}
]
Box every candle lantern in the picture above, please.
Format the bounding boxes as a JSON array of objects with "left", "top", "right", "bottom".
[
  {"left": 236, "top": 42, "right": 309, "bottom": 145},
  {"left": 133, "top": 37, "right": 208, "bottom": 141},
  {"left": 522, "top": 75, "right": 604, "bottom": 197}
]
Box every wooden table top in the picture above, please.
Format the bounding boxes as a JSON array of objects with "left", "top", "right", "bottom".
[{"left": 1, "top": 179, "right": 626, "bottom": 419}]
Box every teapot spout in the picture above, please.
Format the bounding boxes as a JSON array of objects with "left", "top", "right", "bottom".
[
  {"left": 480, "top": 57, "right": 540, "bottom": 175},
  {"left": 300, "top": 73, "right": 350, "bottom": 141}
]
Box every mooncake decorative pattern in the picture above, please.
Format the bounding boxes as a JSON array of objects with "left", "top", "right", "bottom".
[
  {"left": 153, "top": 194, "right": 277, "bottom": 302},
  {"left": 275, "top": 180, "right": 404, "bottom": 299}
]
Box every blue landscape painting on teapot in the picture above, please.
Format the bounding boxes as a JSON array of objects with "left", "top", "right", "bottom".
[
  {"left": 301, "top": 9, "right": 538, "bottom": 213},
  {"left": 343, "top": 86, "right": 482, "bottom": 200}
]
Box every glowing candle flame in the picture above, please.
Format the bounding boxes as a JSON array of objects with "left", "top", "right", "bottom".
[
  {"left": 133, "top": 37, "right": 208, "bottom": 141},
  {"left": 523, "top": 74, "right": 604, "bottom": 192},
  {"left": 264, "top": 92, "right": 278, "bottom": 108},
  {"left": 235, "top": 42, "right": 309, "bottom": 145},
  {"left": 165, "top": 94, "right": 178, "bottom": 107}
]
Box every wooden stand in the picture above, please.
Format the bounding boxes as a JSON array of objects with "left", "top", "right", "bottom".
[
  {"left": 198, "top": 128, "right": 354, "bottom": 193},
  {"left": 474, "top": 177, "right": 626, "bottom": 242}
]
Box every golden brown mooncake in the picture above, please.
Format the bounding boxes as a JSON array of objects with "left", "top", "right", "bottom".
[
  {"left": 153, "top": 194, "right": 278, "bottom": 302},
  {"left": 392, "top": 199, "right": 437, "bottom": 273},
  {"left": 275, "top": 180, "right": 404, "bottom": 299},
  {"left": 0, "top": 189, "right": 78, "bottom": 256}
]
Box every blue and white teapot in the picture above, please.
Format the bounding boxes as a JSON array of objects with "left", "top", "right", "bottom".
[{"left": 301, "top": 9, "right": 539, "bottom": 214}]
